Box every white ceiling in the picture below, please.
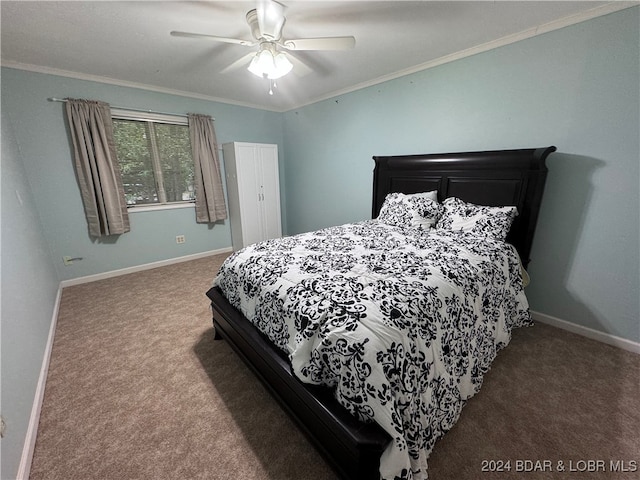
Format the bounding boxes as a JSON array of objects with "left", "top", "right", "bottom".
[{"left": 1, "top": 1, "right": 634, "bottom": 112}]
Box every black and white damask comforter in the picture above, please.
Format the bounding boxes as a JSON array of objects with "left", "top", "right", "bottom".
[{"left": 213, "top": 220, "right": 531, "bottom": 480}]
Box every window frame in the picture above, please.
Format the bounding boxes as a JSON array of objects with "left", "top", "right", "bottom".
[{"left": 111, "top": 109, "right": 195, "bottom": 213}]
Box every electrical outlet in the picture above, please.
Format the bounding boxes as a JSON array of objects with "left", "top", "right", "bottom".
[
  {"left": 176, "top": 235, "right": 186, "bottom": 244},
  {"left": 63, "top": 256, "right": 83, "bottom": 265}
]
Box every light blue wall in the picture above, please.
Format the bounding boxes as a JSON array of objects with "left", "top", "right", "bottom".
[
  {"left": 1, "top": 8, "right": 638, "bottom": 477},
  {"left": 283, "top": 8, "right": 639, "bottom": 343},
  {"left": 1, "top": 111, "right": 60, "bottom": 480},
  {"left": 1, "top": 68, "right": 284, "bottom": 479},
  {"left": 1, "top": 69, "right": 285, "bottom": 281}
]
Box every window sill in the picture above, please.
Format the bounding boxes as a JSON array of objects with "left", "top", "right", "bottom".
[{"left": 127, "top": 202, "right": 195, "bottom": 213}]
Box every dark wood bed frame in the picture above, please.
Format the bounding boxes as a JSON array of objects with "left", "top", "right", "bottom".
[{"left": 206, "top": 146, "right": 556, "bottom": 479}]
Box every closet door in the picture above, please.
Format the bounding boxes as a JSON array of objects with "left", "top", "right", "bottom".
[
  {"left": 223, "top": 142, "right": 282, "bottom": 251},
  {"left": 235, "top": 144, "right": 263, "bottom": 247},
  {"left": 256, "top": 144, "right": 281, "bottom": 241}
]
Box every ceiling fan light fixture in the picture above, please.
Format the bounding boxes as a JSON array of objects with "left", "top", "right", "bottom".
[
  {"left": 270, "top": 52, "right": 293, "bottom": 79},
  {"left": 248, "top": 45, "right": 292, "bottom": 80},
  {"left": 248, "top": 49, "right": 274, "bottom": 77}
]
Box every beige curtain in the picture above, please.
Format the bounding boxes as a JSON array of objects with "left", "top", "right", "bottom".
[
  {"left": 188, "top": 114, "right": 227, "bottom": 223},
  {"left": 65, "top": 99, "right": 130, "bottom": 237}
]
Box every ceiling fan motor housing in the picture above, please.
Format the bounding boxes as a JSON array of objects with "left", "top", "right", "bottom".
[
  {"left": 246, "top": 6, "right": 286, "bottom": 42},
  {"left": 246, "top": 9, "right": 261, "bottom": 40}
]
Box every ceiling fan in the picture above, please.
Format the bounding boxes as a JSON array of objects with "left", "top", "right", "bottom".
[{"left": 170, "top": 0, "right": 355, "bottom": 83}]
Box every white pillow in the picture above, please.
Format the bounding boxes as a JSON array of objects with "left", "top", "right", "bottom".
[
  {"left": 436, "top": 197, "right": 517, "bottom": 240},
  {"left": 406, "top": 190, "right": 438, "bottom": 202},
  {"left": 377, "top": 191, "right": 443, "bottom": 229}
]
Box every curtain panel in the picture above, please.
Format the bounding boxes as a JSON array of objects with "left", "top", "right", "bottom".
[
  {"left": 65, "top": 99, "right": 130, "bottom": 237},
  {"left": 188, "top": 114, "right": 227, "bottom": 223}
]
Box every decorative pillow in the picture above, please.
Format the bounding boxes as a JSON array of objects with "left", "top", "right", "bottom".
[
  {"left": 436, "top": 197, "right": 518, "bottom": 240},
  {"left": 406, "top": 190, "right": 439, "bottom": 202},
  {"left": 377, "top": 191, "right": 443, "bottom": 229}
]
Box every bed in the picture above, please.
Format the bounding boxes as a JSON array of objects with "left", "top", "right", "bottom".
[{"left": 206, "top": 146, "right": 555, "bottom": 479}]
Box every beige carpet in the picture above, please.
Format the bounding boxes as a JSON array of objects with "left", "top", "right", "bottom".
[{"left": 29, "top": 253, "right": 639, "bottom": 480}]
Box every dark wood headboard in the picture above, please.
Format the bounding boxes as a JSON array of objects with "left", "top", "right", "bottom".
[{"left": 372, "top": 146, "right": 556, "bottom": 268}]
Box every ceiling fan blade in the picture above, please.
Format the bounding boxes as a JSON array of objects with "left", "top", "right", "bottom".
[
  {"left": 256, "top": 0, "right": 286, "bottom": 41},
  {"left": 170, "top": 31, "right": 256, "bottom": 47},
  {"left": 220, "top": 52, "right": 257, "bottom": 74},
  {"left": 286, "top": 52, "right": 313, "bottom": 77},
  {"left": 282, "top": 36, "right": 356, "bottom": 51}
]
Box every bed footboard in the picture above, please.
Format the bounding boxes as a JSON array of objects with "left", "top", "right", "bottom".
[{"left": 206, "top": 286, "right": 390, "bottom": 480}]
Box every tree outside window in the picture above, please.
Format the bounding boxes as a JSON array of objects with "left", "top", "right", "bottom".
[{"left": 113, "top": 117, "right": 195, "bottom": 207}]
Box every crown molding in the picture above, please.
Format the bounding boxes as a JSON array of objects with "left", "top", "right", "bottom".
[
  {"left": 0, "top": 60, "right": 282, "bottom": 113},
  {"left": 2, "top": 1, "right": 637, "bottom": 114},
  {"left": 287, "top": 1, "right": 640, "bottom": 111}
]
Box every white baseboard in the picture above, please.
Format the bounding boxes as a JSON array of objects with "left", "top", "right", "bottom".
[
  {"left": 531, "top": 310, "right": 640, "bottom": 355},
  {"left": 59, "top": 247, "right": 233, "bottom": 288},
  {"left": 17, "top": 286, "right": 63, "bottom": 480},
  {"left": 18, "top": 267, "right": 635, "bottom": 479},
  {"left": 18, "top": 247, "right": 232, "bottom": 478}
]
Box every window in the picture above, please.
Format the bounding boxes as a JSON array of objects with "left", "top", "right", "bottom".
[{"left": 112, "top": 110, "right": 195, "bottom": 208}]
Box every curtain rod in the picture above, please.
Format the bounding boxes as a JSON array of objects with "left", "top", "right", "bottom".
[{"left": 47, "top": 97, "right": 213, "bottom": 120}]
